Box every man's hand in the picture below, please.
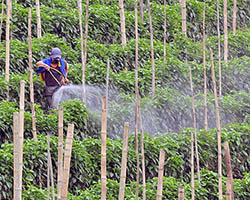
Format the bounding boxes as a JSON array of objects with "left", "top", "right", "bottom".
[
  {"left": 44, "top": 64, "right": 50, "bottom": 71},
  {"left": 64, "top": 78, "right": 69, "bottom": 84}
]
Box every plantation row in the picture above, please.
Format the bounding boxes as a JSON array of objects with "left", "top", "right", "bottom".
[
  {"left": 0, "top": 0, "right": 249, "bottom": 44},
  {"left": 0, "top": 114, "right": 249, "bottom": 199}
]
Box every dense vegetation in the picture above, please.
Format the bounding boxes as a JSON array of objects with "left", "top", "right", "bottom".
[{"left": 0, "top": 0, "right": 249, "bottom": 199}]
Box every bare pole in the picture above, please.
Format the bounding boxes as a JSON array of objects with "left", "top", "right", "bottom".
[
  {"left": 5, "top": 0, "right": 11, "bottom": 100},
  {"left": 106, "top": 58, "right": 110, "bottom": 108},
  {"left": 47, "top": 134, "right": 55, "bottom": 200},
  {"left": 18, "top": 80, "right": 25, "bottom": 200},
  {"left": 147, "top": 0, "right": 155, "bottom": 97},
  {"left": 203, "top": 2, "right": 208, "bottom": 130},
  {"left": 156, "top": 149, "right": 165, "bottom": 200},
  {"left": 119, "top": 0, "right": 127, "bottom": 46},
  {"left": 134, "top": 3, "right": 140, "bottom": 200},
  {"left": 139, "top": 102, "right": 146, "bottom": 200},
  {"left": 101, "top": 96, "right": 107, "bottom": 200},
  {"left": 189, "top": 65, "right": 200, "bottom": 182},
  {"left": 163, "top": 0, "right": 167, "bottom": 62},
  {"left": 35, "top": 0, "right": 42, "bottom": 38},
  {"left": 210, "top": 48, "right": 223, "bottom": 200},
  {"left": 118, "top": 122, "right": 130, "bottom": 200},
  {"left": 232, "top": 0, "right": 237, "bottom": 35},
  {"left": 139, "top": 0, "right": 144, "bottom": 22},
  {"left": 224, "top": 141, "right": 234, "bottom": 200},
  {"left": 57, "top": 106, "right": 64, "bottom": 199},
  {"left": 13, "top": 112, "right": 20, "bottom": 200},
  {"left": 0, "top": 0, "right": 5, "bottom": 42},
  {"left": 61, "top": 124, "right": 75, "bottom": 200},
  {"left": 178, "top": 186, "right": 185, "bottom": 200},
  {"left": 190, "top": 130, "right": 195, "bottom": 200},
  {"left": 223, "top": 0, "right": 228, "bottom": 62},
  {"left": 217, "top": 0, "right": 222, "bottom": 97},
  {"left": 181, "top": 0, "right": 187, "bottom": 36},
  {"left": 28, "top": 8, "right": 38, "bottom": 142}
]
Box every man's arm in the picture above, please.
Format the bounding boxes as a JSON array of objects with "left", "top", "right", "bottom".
[{"left": 36, "top": 61, "right": 50, "bottom": 71}]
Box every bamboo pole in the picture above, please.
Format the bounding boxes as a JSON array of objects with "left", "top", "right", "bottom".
[
  {"left": 47, "top": 134, "right": 55, "bottom": 200},
  {"left": 223, "top": 0, "right": 228, "bottom": 62},
  {"left": 5, "top": 0, "right": 11, "bottom": 100},
  {"left": 232, "top": 0, "right": 237, "bottom": 35},
  {"left": 224, "top": 141, "right": 234, "bottom": 200},
  {"left": 134, "top": 3, "right": 140, "bottom": 200},
  {"left": 119, "top": 0, "right": 126, "bottom": 46},
  {"left": 139, "top": 0, "right": 144, "bottom": 22},
  {"left": 217, "top": 0, "right": 222, "bottom": 97},
  {"left": 156, "top": 149, "right": 165, "bottom": 200},
  {"left": 57, "top": 106, "right": 64, "bottom": 200},
  {"left": 35, "top": 0, "right": 42, "bottom": 38},
  {"left": 147, "top": 0, "right": 155, "bottom": 97},
  {"left": 163, "top": 0, "right": 167, "bottom": 62},
  {"left": 139, "top": 103, "right": 146, "bottom": 200},
  {"left": 181, "top": 0, "right": 187, "bottom": 36},
  {"left": 178, "top": 186, "right": 185, "bottom": 200},
  {"left": 61, "top": 124, "right": 74, "bottom": 200},
  {"left": 28, "top": 8, "right": 38, "bottom": 142},
  {"left": 47, "top": 148, "right": 50, "bottom": 200},
  {"left": 106, "top": 58, "right": 110, "bottom": 108},
  {"left": 18, "top": 80, "right": 25, "bottom": 199},
  {"left": 118, "top": 122, "right": 130, "bottom": 200},
  {"left": 0, "top": 0, "right": 4, "bottom": 42},
  {"left": 203, "top": 2, "right": 208, "bottom": 130},
  {"left": 210, "top": 48, "right": 223, "bottom": 200},
  {"left": 101, "top": 96, "right": 107, "bottom": 200},
  {"left": 189, "top": 66, "right": 200, "bottom": 182},
  {"left": 13, "top": 112, "right": 20, "bottom": 200}
]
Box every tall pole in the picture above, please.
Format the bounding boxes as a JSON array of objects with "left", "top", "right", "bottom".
[
  {"left": 232, "top": 0, "right": 237, "bottom": 35},
  {"left": 36, "top": 0, "right": 42, "bottom": 38},
  {"left": 163, "top": 0, "right": 167, "bottom": 62},
  {"left": 135, "top": 3, "right": 140, "bottom": 200},
  {"left": 181, "top": 0, "right": 187, "bottom": 36},
  {"left": 119, "top": 0, "right": 127, "bottom": 46},
  {"left": 0, "top": 0, "right": 5, "bottom": 42},
  {"left": 156, "top": 149, "right": 165, "bottom": 200},
  {"left": 28, "top": 8, "right": 38, "bottom": 142},
  {"left": 210, "top": 48, "right": 223, "bottom": 200},
  {"left": 147, "top": 0, "right": 155, "bottom": 97},
  {"left": 139, "top": 0, "right": 144, "bottom": 22},
  {"left": 217, "top": 0, "right": 222, "bottom": 97},
  {"left": 223, "top": 0, "right": 228, "bottom": 62}
]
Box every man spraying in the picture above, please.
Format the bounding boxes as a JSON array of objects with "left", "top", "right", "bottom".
[{"left": 36, "top": 47, "right": 69, "bottom": 109}]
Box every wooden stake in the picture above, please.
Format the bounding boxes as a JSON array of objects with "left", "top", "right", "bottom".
[
  {"left": 61, "top": 124, "right": 74, "bottom": 200},
  {"left": 217, "top": 0, "right": 222, "bottom": 97},
  {"left": 210, "top": 48, "right": 223, "bottom": 200},
  {"left": 223, "top": 0, "right": 228, "bottom": 62},
  {"left": 203, "top": 2, "right": 208, "bottom": 130},
  {"left": 5, "top": 0, "right": 11, "bottom": 100},
  {"left": 35, "top": 0, "right": 42, "bottom": 38},
  {"left": 119, "top": 0, "right": 127, "bottom": 46},
  {"left": 57, "top": 106, "right": 64, "bottom": 199},
  {"left": 163, "top": 0, "right": 167, "bottom": 62},
  {"left": 189, "top": 66, "right": 200, "bottom": 182},
  {"left": 28, "top": 8, "right": 38, "bottom": 142},
  {"left": 178, "top": 186, "right": 185, "bottom": 200},
  {"left": 224, "top": 141, "right": 234, "bottom": 200},
  {"left": 147, "top": 0, "right": 155, "bottom": 97},
  {"left": 134, "top": 4, "right": 140, "bottom": 200},
  {"left": 139, "top": 103, "right": 146, "bottom": 200},
  {"left": 101, "top": 96, "right": 107, "bottom": 200},
  {"left": 232, "top": 0, "right": 237, "bottom": 35},
  {"left": 13, "top": 112, "right": 20, "bottom": 200},
  {"left": 181, "top": 0, "right": 187, "bottom": 36},
  {"left": 18, "top": 80, "right": 25, "bottom": 199},
  {"left": 118, "top": 122, "right": 130, "bottom": 200},
  {"left": 191, "top": 130, "right": 195, "bottom": 200},
  {"left": 47, "top": 134, "right": 55, "bottom": 200},
  {"left": 139, "top": 0, "right": 144, "bottom": 22},
  {"left": 106, "top": 58, "right": 110, "bottom": 108},
  {"left": 156, "top": 149, "right": 165, "bottom": 200},
  {"left": 0, "top": 0, "right": 4, "bottom": 42}
]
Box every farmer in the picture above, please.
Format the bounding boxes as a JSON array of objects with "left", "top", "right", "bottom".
[{"left": 36, "top": 47, "right": 69, "bottom": 109}]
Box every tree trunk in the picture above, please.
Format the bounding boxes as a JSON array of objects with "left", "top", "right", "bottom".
[
  {"left": 36, "top": 0, "right": 42, "bottom": 38},
  {"left": 28, "top": 8, "right": 38, "bottom": 142},
  {"left": 118, "top": 122, "right": 130, "bottom": 200},
  {"left": 101, "top": 97, "right": 107, "bottom": 200},
  {"left": 119, "top": 0, "right": 126, "bottom": 46},
  {"left": 223, "top": 0, "right": 228, "bottom": 62},
  {"left": 147, "top": 0, "right": 155, "bottom": 97},
  {"left": 156, "top": 149, "right": 165, "bottom": 200},
  {"left": 210, "top": 48, "right": 223, "bottom": 200}
]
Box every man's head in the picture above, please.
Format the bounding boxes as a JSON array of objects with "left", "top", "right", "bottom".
[{"left": 51, "top": 47, "right": 62, "bottom": 59}]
